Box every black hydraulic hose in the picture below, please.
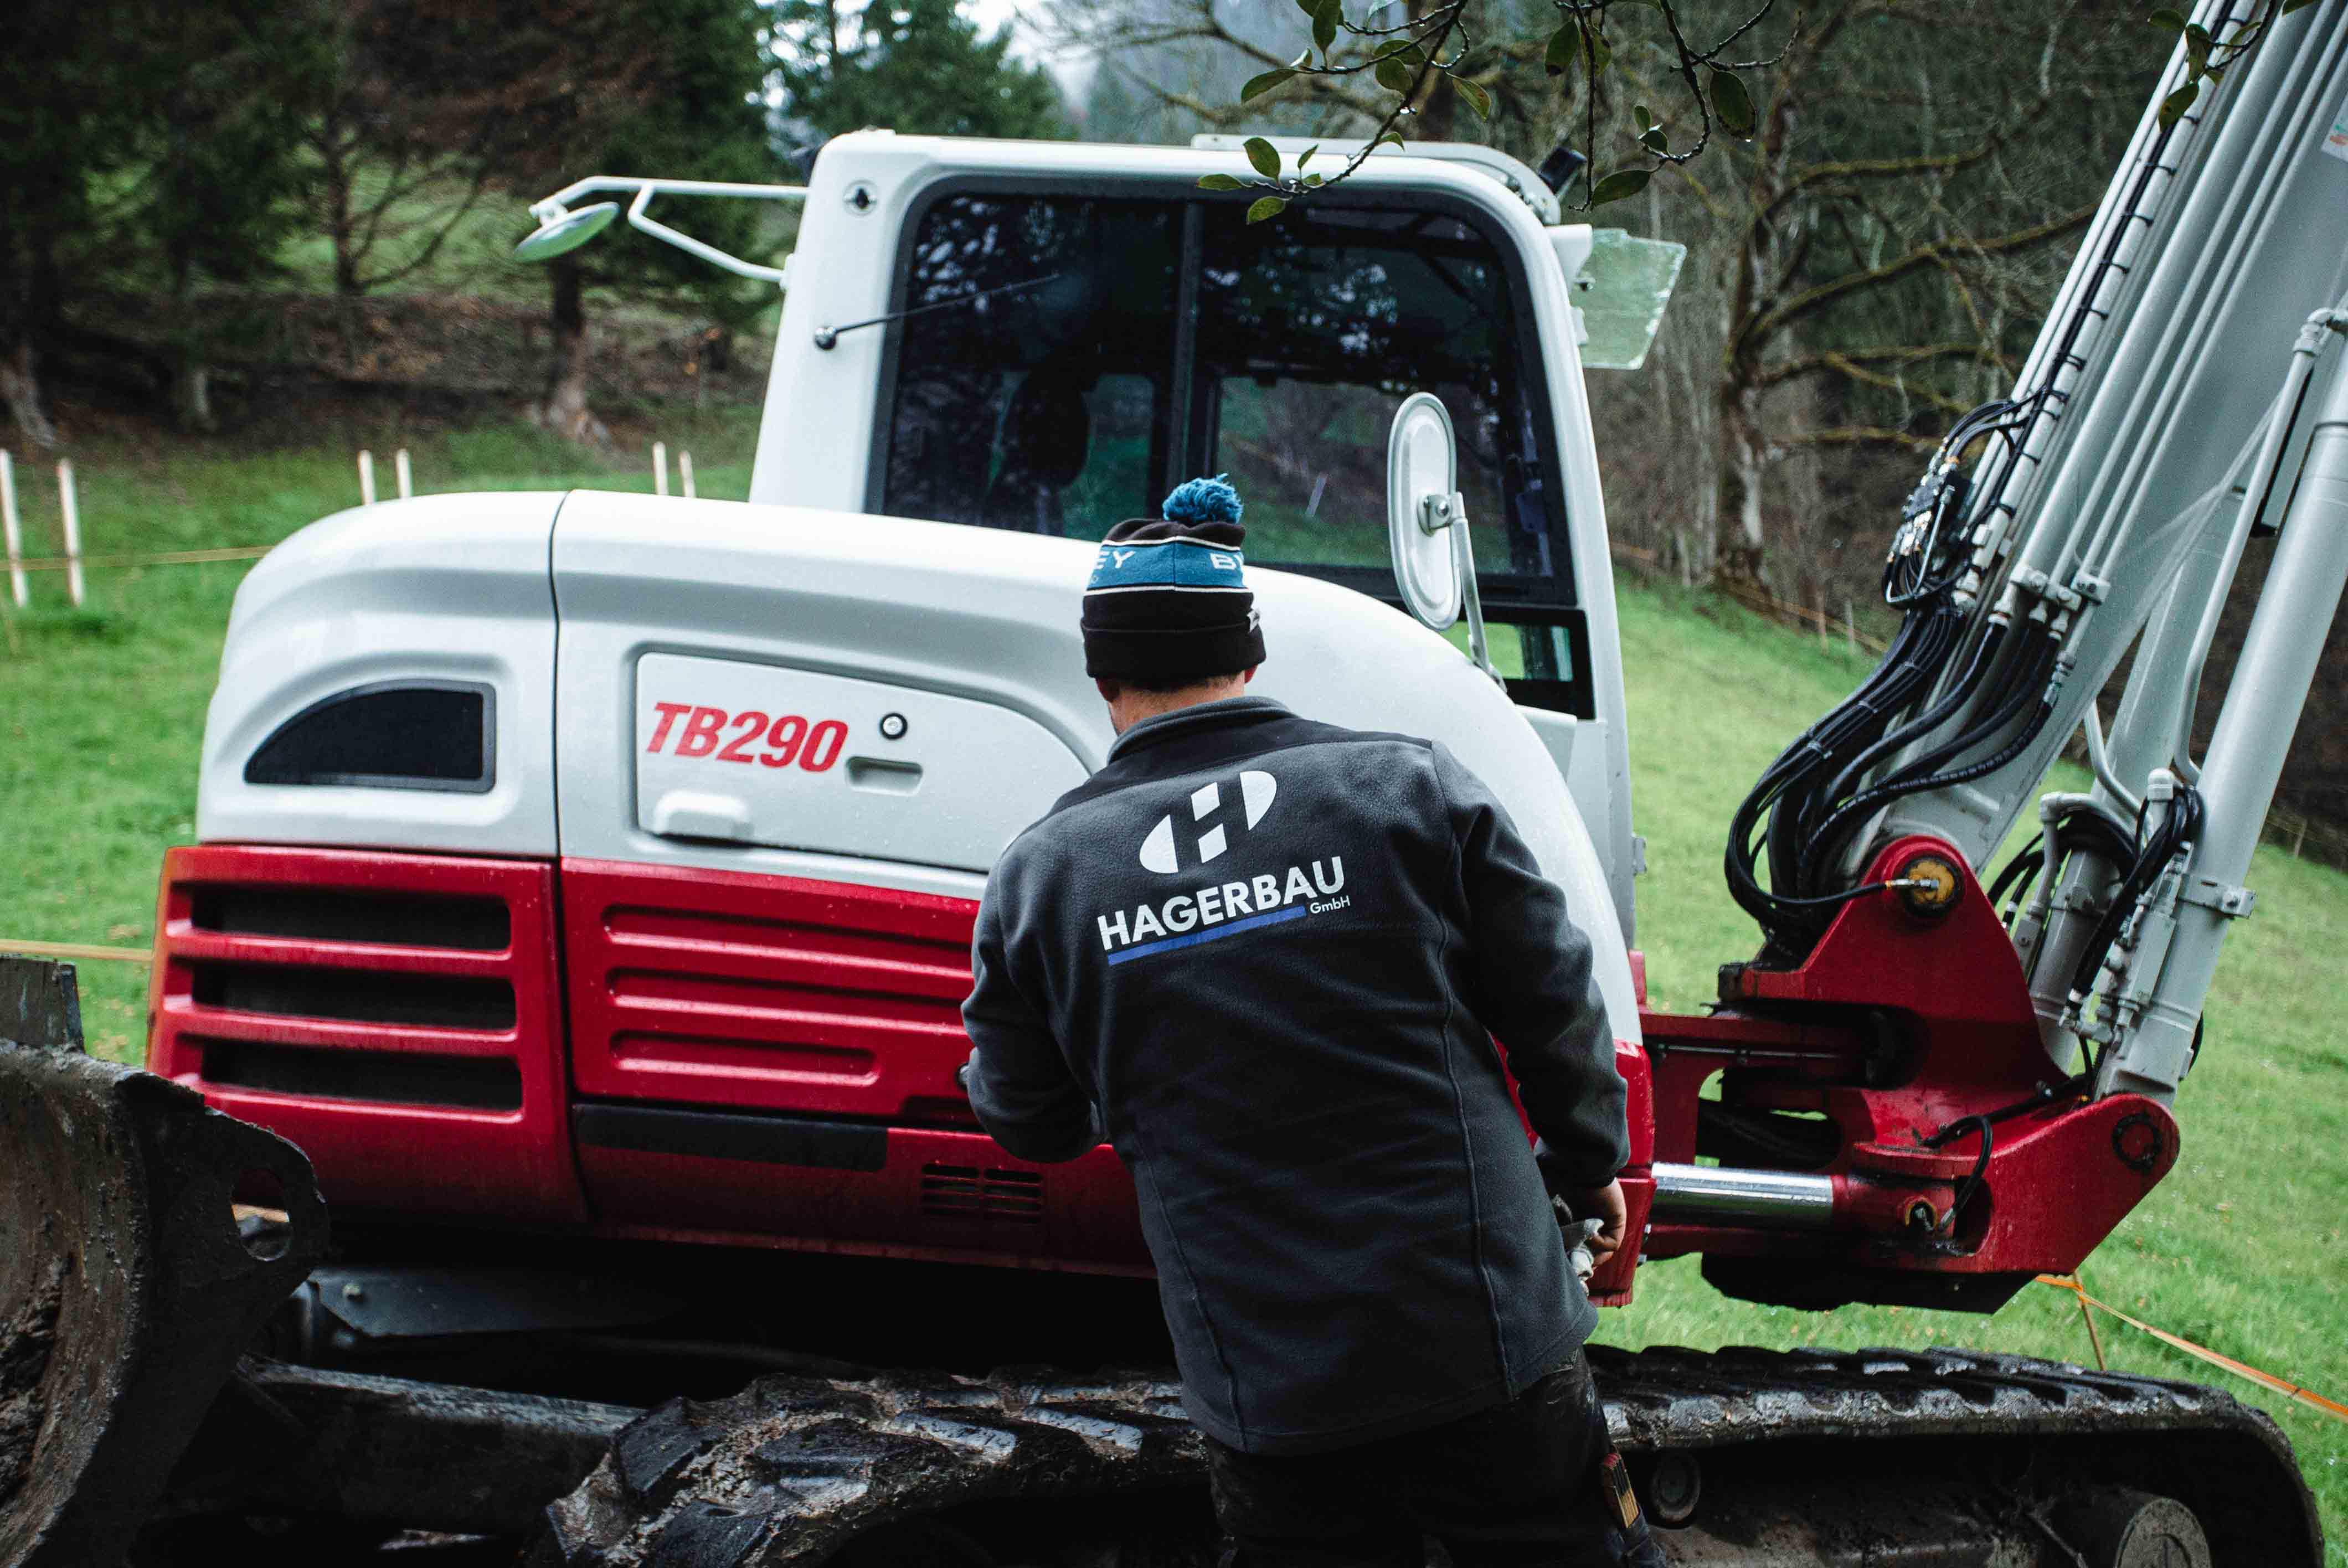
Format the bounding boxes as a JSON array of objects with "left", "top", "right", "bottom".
[
  {"left": 1727, "top": 615, "right": 1928, "bottom": 918},
  {"left": 1728, "top": 608, "right": 1950, "bottom": 934},
  {"left": 2068, "top": 786, "right": 2203, "bottom": 999},
  {"left": 1811, "top": 616, "right": 2006, "bottom": 835},
  {"left": 1794, "top": 631, "right": 2059, "bottom": 898}
]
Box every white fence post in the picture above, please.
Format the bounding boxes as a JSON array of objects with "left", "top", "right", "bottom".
[
  {"left": 680, "top": 451, "right": 696, "bottom": 499},
  {"left": 358, "top": 450, "right": 376, "bottom": 507},
  {"left": 57, "top": 460, "right": 84, "bottom": 608},
  {"left": 653, "top": 441, "right": 669, "bottom": 497},
  {"left": 395, "top": 448, "right": 413, "bottom": 501},
  {"left": 1, "top": 451, "right": 24, "bottom": 608}
]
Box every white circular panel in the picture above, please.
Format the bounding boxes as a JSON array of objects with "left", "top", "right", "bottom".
[{"left": 1386, "top": 393, "right": 1462, "bottom": 630}]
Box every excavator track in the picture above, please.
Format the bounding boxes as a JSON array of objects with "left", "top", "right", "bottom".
[{"left": 542, "top": 1344, "right": 2324, "bottom": 1568}]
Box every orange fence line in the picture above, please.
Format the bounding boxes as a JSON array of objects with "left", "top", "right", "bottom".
[
  {"left": 11, "top": 544, "right": 274, "bottom": 572},
  {"left": 2038, "top": 1275, "right": 2348, "bottom": 1424},
  {"left": 1, "top": 940, "right": 152, "bottom": 964}
]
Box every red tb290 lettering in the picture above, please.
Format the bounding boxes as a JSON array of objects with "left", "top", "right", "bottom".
[{"left": 646, "top": 704, "right": 848, "bottom": 772}]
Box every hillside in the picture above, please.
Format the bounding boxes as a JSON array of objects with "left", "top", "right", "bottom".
[{"left": 0, "top": 427, "right": 2339, "bottom": 1552}]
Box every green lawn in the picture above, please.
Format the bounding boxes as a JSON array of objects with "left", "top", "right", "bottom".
[{"left": 0, "top": 439, "right": 2339, "bottom": 1551}]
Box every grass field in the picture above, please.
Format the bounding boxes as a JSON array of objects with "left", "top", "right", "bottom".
[{"left": 0, "top": 432, "right": 2339, "bottom": 1552}]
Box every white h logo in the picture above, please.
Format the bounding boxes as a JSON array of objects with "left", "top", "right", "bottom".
[{"left": 1140, "top": 770, "right": 1277, "bottom": 873}]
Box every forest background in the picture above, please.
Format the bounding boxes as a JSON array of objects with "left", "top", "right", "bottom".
[{"left": 4, "top": 0, "right": 2344, "bottom": 828}]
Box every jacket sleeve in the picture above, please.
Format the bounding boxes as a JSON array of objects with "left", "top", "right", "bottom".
[
  {"left": 1433, "top": 744, "right": 1630, "bottom": 1191},
  {"left": 961, "top": 884, "right": 1103, "bottom": 1164}
]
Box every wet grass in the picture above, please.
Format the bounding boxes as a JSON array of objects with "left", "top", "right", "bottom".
[{"left": 0, "top": 447, "right": 2339, "bottom": 1549}]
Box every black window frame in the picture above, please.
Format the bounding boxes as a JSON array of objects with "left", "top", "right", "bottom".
[
  {"left": 243, "top": 679, "right": 498, "bottom": 795},
  {"left": 869, "top": 176, "right": 1595, "bottom": 719}
]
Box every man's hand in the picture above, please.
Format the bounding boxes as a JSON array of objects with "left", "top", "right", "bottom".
[{"left": 1558, "top": 1179, "right": 1627, "bottom": 1269}]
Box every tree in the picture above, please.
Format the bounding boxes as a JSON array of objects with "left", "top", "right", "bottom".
[
  {"left": 767, "top": 0, "right": 1071, "bottom": 142},
  {"left": 0, "top": 0, "right": 314, "bottom": 443},
  {"left": 397, "top": 0, "right": 775, "bottom": 442},
  {"left": 133, "top": 3, "right": 315, "bottom": 427},
  {"left": 290, "top": 0, "right": 504, "bottom": 353}
]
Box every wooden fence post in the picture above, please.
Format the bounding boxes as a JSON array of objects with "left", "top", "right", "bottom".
[
  {"left": 653, "top": 442, "right": 669, "bottom": 497},
  {"left": 57, "top": 460, "right": 84, "bottom": 608},
  {"left": 395, "top": 448, "right": 413, "bottom": 501},
  {"left": 680, "top": 451, "right": 696, "bottom": 499},
  {"left": 1845, "top": 599, "right": 1858, "bottom": 653},
  {"left": 358, "top": 450, "right": 375, "bottom": 507},
  {"left": 1, "top": 450, "right": 25, "bottom": 609}
]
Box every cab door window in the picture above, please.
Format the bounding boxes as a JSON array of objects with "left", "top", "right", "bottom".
[{"left": 881, "top": 195, "right": 1177, "bottom": 535}]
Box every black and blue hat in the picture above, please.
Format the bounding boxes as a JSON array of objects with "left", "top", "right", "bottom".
[{"left": 1081, "top": 476, "right": 1267, "bottom": 682}]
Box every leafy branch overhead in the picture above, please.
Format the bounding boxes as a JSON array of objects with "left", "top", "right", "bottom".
[
  {"left": 2148, "top": 0, "right": 2315, "bottom": 127},
  {"left": 1199, "top": 0, "right": 2314, "bottom": 220},
  {"left": 1198, "top": 0, "right": 1792, "bottom": 217}
]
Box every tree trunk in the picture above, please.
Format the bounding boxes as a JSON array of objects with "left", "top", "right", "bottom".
[
  {"left": 1716, "top": 373, "right": 1768, "bottom": 583},
  {"left": 0, "top": 337, "right": 56, "bottom": 448},
  {"left": 535, "top": 259, "right": 605, "bottom": 445}
]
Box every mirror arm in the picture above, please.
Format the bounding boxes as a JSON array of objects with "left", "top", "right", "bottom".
[{"left": 1449, "top": 498, "right": 1505, "bottom": 689}]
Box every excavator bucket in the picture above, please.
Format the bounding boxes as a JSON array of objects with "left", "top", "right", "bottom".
[{"left": 0, "top": 957, "right": 327, "bottom": 1568}]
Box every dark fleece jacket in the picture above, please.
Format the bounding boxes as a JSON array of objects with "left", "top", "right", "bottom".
[{"left": 962, "top": 696, "right": 1629, "bottom": 1456}]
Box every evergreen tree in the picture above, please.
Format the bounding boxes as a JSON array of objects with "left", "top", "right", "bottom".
[
  {"left": 399, "top": 0, "right": 775, "bottom": 441},
  {"left": 768, "top": 0, "right": 1070, "bottom": 143}
]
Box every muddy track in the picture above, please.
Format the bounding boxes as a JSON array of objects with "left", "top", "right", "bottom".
[{"left": 541, "top": 1345, "right": 2325, "bottom": 1567}]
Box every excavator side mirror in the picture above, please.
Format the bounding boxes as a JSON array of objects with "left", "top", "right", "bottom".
[
  {"left": 1386, "top": 393, "right": 1501, "bottom": 683},
  {"left": 514, "top": 203, "right": 620, "bottom": 262}
]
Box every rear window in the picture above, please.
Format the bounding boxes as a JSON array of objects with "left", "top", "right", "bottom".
[
  {"left": 878, "top": 189, "right": 1589, "bottom": 714},
  {"left": 245, "top": 682, "right": 494, "bottom": 793}
]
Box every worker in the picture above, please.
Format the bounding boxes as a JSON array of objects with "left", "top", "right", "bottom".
[{"left": 961, "top": 475, "right": 1655, "bottom": 1568}]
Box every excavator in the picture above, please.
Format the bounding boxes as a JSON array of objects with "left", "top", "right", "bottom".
[{"left": 3, "top": 1, "right": 2341, "bottom": 1562}]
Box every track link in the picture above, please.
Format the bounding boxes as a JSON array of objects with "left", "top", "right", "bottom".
[{"left": 539, "top": 1347, "right": 2324, "bottom": 1568}]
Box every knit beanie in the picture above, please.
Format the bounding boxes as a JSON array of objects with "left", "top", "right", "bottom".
[{"left": 1081, "top": 476, "right": 1268, "bottom": 682}]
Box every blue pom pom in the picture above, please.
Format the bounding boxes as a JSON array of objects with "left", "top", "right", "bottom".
[{"left": 1161, "top": 473, "right": 1243, "bottom": 526}]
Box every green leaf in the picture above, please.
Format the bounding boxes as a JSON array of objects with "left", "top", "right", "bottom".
[
  {"left": 1456, "top": 76, "right": 1492, "bottom": 121},
  {"left": 2182, "top": 22, "right": 2210, "bottom": 74},
  {"left": 1246, "top": 195, "right": 1290, "bottom": 224},
  {"left": 1588, "top": 167, "right": 1651, "bottom": 205},
  {"left": 2158, "top": 79, "right": 2200, "bottom": 127},
  {"left": 1196, "top": 173, "right": 1247, "bottom": 190},
  {"left": 2146, "top": 7, "right": 2188, "bottom": 27},
  {"left": 1312, "top": 0, "right": 1342, "bottom": 53},
  {"left": 1297, "top": 143, "right": 1317, "bottom": 168},
  {"left": 1241, "top": 68, "right": 1296, "bottom": 102},
  {"left": 1588, "top": 30, "right": 1611, "bottom": 73},
  {"left": 1304, "top": 172, "right": 1326, "bottom": 187},
  {"left": 1372, "top": 40, "right": 1424, "bottom": 60},
  {"left": 1639, "top": 125, "right": 1669, "bottom": 153},
  {"left": 1291, "top": 0, "right": 1318, "bottom": 14},
  {"left": 1633, "top": 102, "right": 1652, "bottom": 130},
  {"left": 2281, "top": 0, "right": 2316, "bottom": 11},
  {"left": 1373, "top": 131, "right": 1407, "bottom": 152},
  {"left": 1544, "top": 23, "right": 1578, "bottom": 77},
  {"left": 1709, "top": 69, "right": 1754, "bottom": 135},
  {"left": 1244, "top": 136, "right": 1282, "bottom": 178},
  {"left": 1376, "top": 55, "right": 1416, "bottom": 92}
]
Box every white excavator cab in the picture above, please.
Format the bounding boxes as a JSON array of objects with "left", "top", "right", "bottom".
[{"left": 522, "top": 133, "right": 1684, "bottom": 941}]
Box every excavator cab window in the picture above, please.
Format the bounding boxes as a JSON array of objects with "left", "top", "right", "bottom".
[{"left": 878, "top": 188, "right": 1591, "bottom": 716}]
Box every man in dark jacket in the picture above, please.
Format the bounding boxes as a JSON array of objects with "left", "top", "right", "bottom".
[{"left": 961, "top": 477, "right": 1643, "bottom": 1567}]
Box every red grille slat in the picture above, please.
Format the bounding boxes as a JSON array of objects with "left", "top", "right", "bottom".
[
  {"left": 164, "top": 929, "right": 516, "bottom": 978},
  {"left": 158, "top": 996, "right": 524, "bottom": 1057},
  {"left": 147, "top": 844, "right": 584, "bottom": 1220},
  {"left": 564, "top": 859, "right": 980, "bottom": 1119}
]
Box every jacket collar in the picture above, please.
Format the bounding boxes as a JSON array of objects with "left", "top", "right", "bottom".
[{"left": 1107, "top": 695, "right": 1292, "bottom": 763}]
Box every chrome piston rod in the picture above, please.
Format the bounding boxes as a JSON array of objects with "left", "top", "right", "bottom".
[{"left": 1650, "top": 1163, "right": 1836, "bottom": 1231}]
